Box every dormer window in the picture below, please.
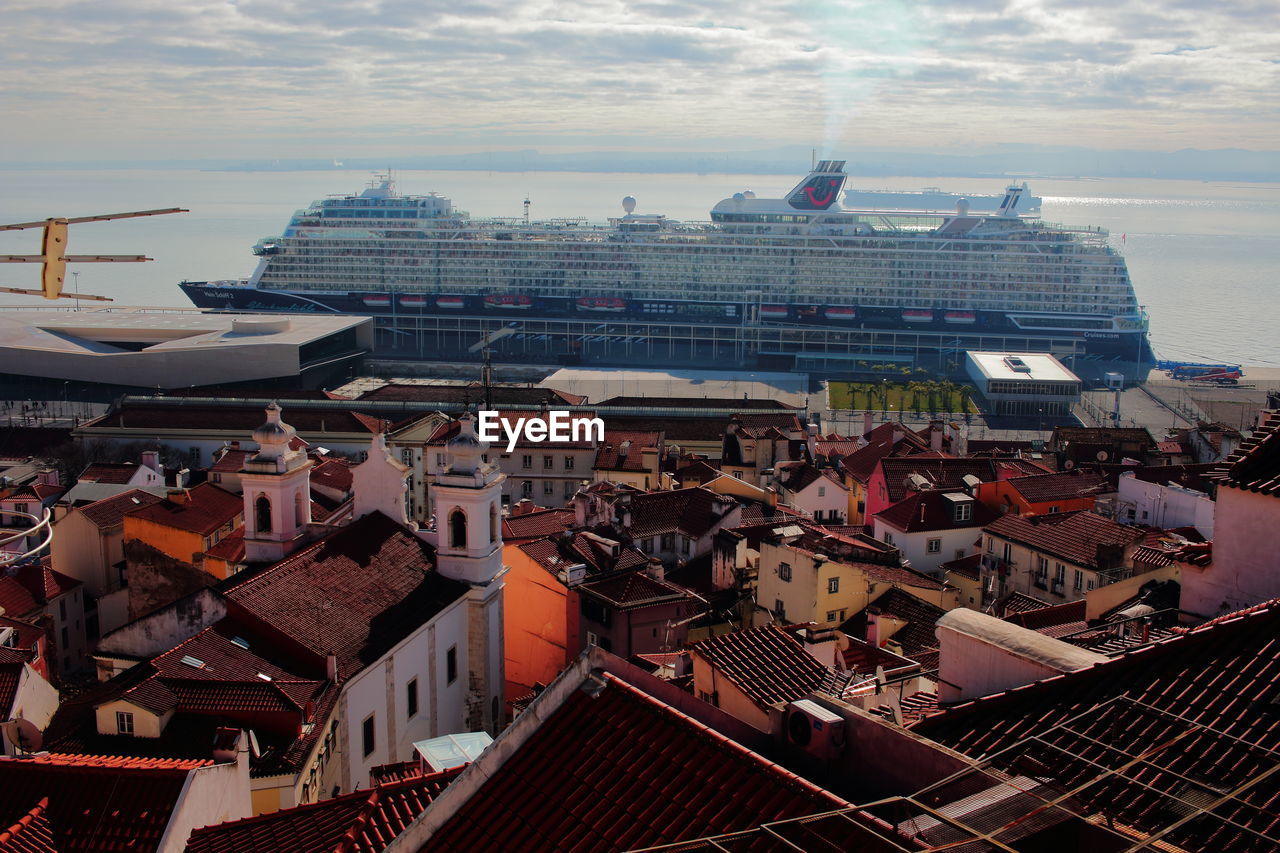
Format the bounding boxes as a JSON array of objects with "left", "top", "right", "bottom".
[
  {"left": 955, "top": 502, "right": 972, "bottom": 522},
  {"left": 116, "top": 711, "right": 134, "bottom": 735}
]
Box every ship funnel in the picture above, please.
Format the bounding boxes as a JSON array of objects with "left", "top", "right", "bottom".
[
  {"left": 997, "top": 184, "right": 1025, "bottom": 217},
  {"left": 786, "top": 160, "right": 846, "bottom": 212}
]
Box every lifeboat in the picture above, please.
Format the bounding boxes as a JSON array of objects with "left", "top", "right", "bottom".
[
  {"left": 484, "top": 294, "right": 532, "bottom": 310},
  {"left": 824, "top": 307, "right": 857, "bottom": 321},
  {"left": 399, "top": 295, "right": 427, "bottom": 308},
  {"left": 362, "top": 295, "right": 391, "bottom": 308},
  {"left": 944, "top": 310, "right": 977, "bottom": 324},
  {"left": 902, "top": 309, "right": 934, "bottom": 323},
  {"left": 436, "top": 296, "right": 465, "bottom": 309},
  {"left": 797, "top": 305, "right": 819, "bottom": 318},
  {"left": 759, "top": 304, "right": 790, "bottom": 320},
  {"left": 576, "top": 296, "right": 627, "bottom": 313}
]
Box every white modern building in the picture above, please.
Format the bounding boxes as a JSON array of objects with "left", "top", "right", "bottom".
[{"left": 965, "top": 351, "right": 1081, "bottom": 417}]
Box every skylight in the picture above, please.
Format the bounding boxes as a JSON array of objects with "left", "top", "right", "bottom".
[{"left": 180, "top": 654, "right": 206, "bottom": 669}]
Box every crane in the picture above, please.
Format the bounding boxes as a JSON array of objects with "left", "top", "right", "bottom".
[{"left": 1, "top": 207, "right": 188, "bottom": 302}]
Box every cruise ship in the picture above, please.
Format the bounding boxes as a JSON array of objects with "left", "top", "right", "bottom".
[
  {"left": 842, "top": 185, "right": 1043, "bottom": 214},
  {"left": 180, "top": 162, "right": 1151, "bottom": 379}
]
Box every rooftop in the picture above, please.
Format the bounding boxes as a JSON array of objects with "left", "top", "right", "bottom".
[
  {"left": 877, "top": 457, "right": 995, "bottom": 504},
  {"left": 841, "top": 587, "right": 948, "bottom": 662},
  {"left": 966, "top": 351, "right": 1079, "bottom": 383},
  {"left": 78, "top": 488, "right": 165, "bottom": 529},
  {"left": 1211, "top": 410, "right": 1280, "bottom": 497},
  {"left": 593, "top": 430, "right": 662, "bottom": 472},
  {"left": 984, "top": 510, "right": 1144, "bottom": 570},
  {"left": 626, "top": 487, "right": 737, "bottom": 539},
  {"left": 124, "top": 482, "right": 242, "bottom": 536},
  {"left": 874, "top": 490, "right": 996, "bottom": 533},
  {"left": 578, "top": 571, "right": 695, "bottom": 611},
  {"left": 690, "top": 624, "right": 829, "bottom": 709},
  {"left": 1003, "top": 469, "right": 1109, "bottom": 504}
]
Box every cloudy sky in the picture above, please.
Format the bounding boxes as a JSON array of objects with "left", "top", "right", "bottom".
[{"left": 2, "top": 0, "right": 1277, "bottom": 161}]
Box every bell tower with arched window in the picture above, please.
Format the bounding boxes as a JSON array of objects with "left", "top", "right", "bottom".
[
  {"left": 240, "top": 402, "right": 313, "bottom": 563},
  {"left": 428, "top": 413, "right": 506, "bottom": 733}
]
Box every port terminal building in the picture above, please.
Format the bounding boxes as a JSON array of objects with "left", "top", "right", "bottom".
[
  {"left": 0, "top": 307, "right": 371, "bottom": 394},
  {"left": 965, "top": 351, "right": 1081, "bottom": 417}
]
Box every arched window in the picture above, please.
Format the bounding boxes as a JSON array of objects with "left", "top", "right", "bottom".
[
  {"left": 294, "top": 491, "right": 304, "bottom": 527},
  {"left": 255, "top": 495, "right": 272, "bottom": 533},
  {"left": 449, "top": 508, "right": 467, "bottom": 549},
  {"left": 489, "top": 503, "right": 498, "bottom": 543}
]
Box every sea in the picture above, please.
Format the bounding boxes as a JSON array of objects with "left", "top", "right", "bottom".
[{"left": 2, "top": 168, "right": 1277, "bottom": 367}]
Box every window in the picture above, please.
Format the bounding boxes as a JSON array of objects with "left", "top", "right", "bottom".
[
  {"left": 1036, "top": 556, "right": 1049, "bottom": 577},
  {"left": 586, "top": 630, "right": 600, "bottom": 647},
  {"left": 827, "top": 577, "right": 840, "bottom": 594},
  {"left": 407, "top": 678, "right": 419, "bottom": 718},
  {"left": 446, "top": 645, "right": 458, "bottom": 685},
  {"left": 774, "top": 599, "right": 786, "bottom": 619},
  {"left": 1048, "top": 505, "right": 1060, "bottom": 514},
  {"left": 188, "top": 447, "right": 200, "bottom": 465},
  {"left": 680, "top": 537, "right": 691, "bottom": 555},
  {"left": 1073, "top": 570, "right": 1083, "bottom": 591},
  {"left": 436, "top": 453, "right": 444, "bottom": 469},
  {"left": 826, "top": 611, "right": 838, "bottom": 623},
  {"left": 1087, "top": 579, "right": 1095, "bottom": 591},
  {"left": 255, "top": 495, "right": 272, "bottom": 533},
  {"left": 986, "top": 536, "right": 994, "bottom": 553},
  {"left": 955, "top": 502, "right": 972, "bottom": 522},
  {"left": 660, "top": 533, "right": 674, "bottom": 550},
  {"left": 362, "top": 715, "right": 376, "bottom": 757},
  {"left": 1054, "top": 563, "right": 1066, "bottom": 583},
  {"left": 61, "top": 626, "right": 68, "bottom": 648},
  {"left": 818, "top": 486, "right": 826, "bottom": 497},
  {"left": 883, "top": 531, "right": 894, "bottom": 546},
  {"left": 401, "top": 449, "right": 413, "bottom": 465},
  {"left": 927, "top": 538, "right": 941, "bottom": 554},
  {"left": 543, "top": 481, "right": 554, "bottom": 495},
  {"left": 490, "top": 503, "right": 498, "bottom": 543},
  {"left": 779, "top": 562, "right": 792, "bottom": 582},
  {"left": 522, "top": 455, "right": 532, "bottom": 469},
  {"left": 521, "top": 480, "right": 533, "bottom": 498},
  {"left": 543, "top": 455, "right": 553, "bottom": 470},
  {"left": 59, "top": 599, "right": 66, "bottom": 620},
  {"left": 449, "top": 509, "right": 467, "bottom": 548},
  {"left": 564, "top": 456, "right": 574, "bottom": 471},
  {"left": 116, "top": 711, "right": 134, "bottom": 735}
]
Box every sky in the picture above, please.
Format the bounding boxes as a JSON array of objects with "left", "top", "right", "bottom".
[{"left": 1, "top": 0, "right": 1278, "bottom": 162}]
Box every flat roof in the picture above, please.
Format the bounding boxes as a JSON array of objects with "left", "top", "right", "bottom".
[
  {"left": 540, "top": 367, "right": 809, "bottom": 408},
  {"left": 966, "top": 351, "right": 1079, "bottom": 383}
]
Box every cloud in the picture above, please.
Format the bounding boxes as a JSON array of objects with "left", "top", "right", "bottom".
[{"left": 0, "top": 0, "right": 1277, "bottom": 159}]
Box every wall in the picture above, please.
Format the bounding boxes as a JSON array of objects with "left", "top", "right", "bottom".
[
  {"left": 94, "top": 698, "right": 168, "bottom": 738},
  {"left": 1181, "top": 487, "right": 1279, "bottom": 619},
  {"left": 96, "top": 588, "right": 226, "bottom": 661},
  {"left": 874, "top": 520, "right": 979, "bottom": 578},
  {"left": 340, "top": 596, "right": 469, "bottom": 791},
  {"left": 49, "top": 510, "right": 119, "bottom": 599},
  {"left": 1116, "top": 474, "right": 1214, "bottom": 537},
  {"left": 976, "top": 479, "right": 1096, "bottom": 517},
  {"left": 690, "top": 650, "right": 774, "bottom": 734},
  {"left": 502, "top": 544, "right": 573, "bottom": 703},
  {"left": 3, "top": 664, "right": 60, "bottom": 756},
  {"left": 787, "top": 479, "right": 848, "bottom": 524},
  {"left": 157, "top": 749, "right": 253, "bottom": 853},
  {"left": 1084, "top": 565, "right": 1181, "bottom": 621}
]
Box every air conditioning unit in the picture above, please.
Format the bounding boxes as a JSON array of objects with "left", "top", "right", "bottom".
[{"left": 784, "top": 699, "right": 846, "bottom": 761}]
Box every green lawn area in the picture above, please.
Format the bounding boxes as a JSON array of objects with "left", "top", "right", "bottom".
[{"left": 829, "top": 380, "right": 981, "bottom": 415}]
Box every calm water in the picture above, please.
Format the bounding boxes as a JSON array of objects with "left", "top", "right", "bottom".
[{"left": 2, "top": 168, "right": 1276, "bottom": 366}]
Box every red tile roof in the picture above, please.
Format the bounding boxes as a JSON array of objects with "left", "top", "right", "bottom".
[
  {"left": 208, "top": 448, "right": 252, "bottom": 474},
  {"left": 626, "top": 488, "right": 736, "bottom": 538},
  {"left": 77, "top": 463, "right": 143, "bottom": 485},
  {"left": 224, "top": 512, "right": 468, "bottom": 680},
  {"left": 877, "top": 457, "right": 996, "bottom": 504},
  {"left": 911, "top": 598, "right": 1280, "bottom": 852},
  {"left": 983, "top": 510, "right": 1144, "bottom": 570},
  {"left": 728, "top": 413, "right": 804, "bottom": 439},
  {"left": 87, "top": 403, "right": 386, "bottom": 437},
  {"left": 502, "top": 508, "right": 574, "bottom": 542},
  {"left": 358, "top": 382, "right": 585, "bottom": 407},
  {"left": 0, "top": 663, "right": 22, "bottom": 719},
  {"left": 124, "top": 482, "right": 242, "bottom": 536},
  {"left": 999, "top": 591, "right": 1051, "bottom": 615},
  {"left": 203, "top": 528, "right": 245, "bottom": 563},
  {"left": 578, "top": 572, "right": 694, "bottom": 611},
  {"left": 0, "top": 753, "right": 206, "bottom": 853},
  {"left": 1003, "top": 598, "right": 1088, "bottom": 638},
  {"left": 1211, "top": 410, "right": 1280, "bottom": 497},
  {"left": 11, "top": 563, "right": 80, "bottom": 604},
  {"left": 308, "top": 458, "right": 353, "bottom": 492},
  {"left": 0, "top": 797, "right": 56, "bottom": 853},
  {"left": 593, "top": 430, "right": 661, "bottom": 472},
  {"left": 939, "top": 553, "right": 982, "bottom": 581},
  {"left": 77, "top": 489, "right": 165, "bottom": 529},
  {"left": 0, "top": 578, "right": 39, "bottom": 618},
  {"left": 874, "top": 490, "right": 997, "bottom": 533},
  {"left": 1003, "top": 470, "right": 1110, "bottom": 504},
  {"left": 186, "top": 766, "right": 463, "bottom": 853},
  {"left": 841, "top": 587, "right": 947, "bottom": 662},
  {"left": 419, "top": 671, "right": 847, "bottom": 852},
  {"left": 782, "top": 528, "right": 946, "bottom": 591},
  {"left": 691, "top": 624, "right": 829, "bottom": 709}
]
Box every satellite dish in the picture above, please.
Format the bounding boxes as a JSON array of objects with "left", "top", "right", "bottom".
[
  {"left": 621, "top": 196, "right": 637, "bottom": 214},
  {"left": 833, "top": 630, "right": 851, "bottom": 651},
  {"left": 1096, "top": 450, "right": 1110, "bottom": 462},
  {"left": 2, "top": 718, "right": 43, "bottom": 753},
  {"left": 1064, "top": 459, "right": 1075, "bottom": 470}
]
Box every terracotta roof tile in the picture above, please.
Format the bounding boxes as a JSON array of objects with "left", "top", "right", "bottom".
[
  {"left": 0, "top": 796, "right": 56, "bottom": 853},
  {"left": 419, "top": 672, "right": 847, "bottom": 852},
  {"left": 984, "top": 510, "right": 1144, "bottom": 570},
  {"left": 911, "top": 598, "right": 1280, "bottom": 852},
  {"left": 578, "top": 572, "right": 694, "bottom": 611},
  {"left": 878, "top": 457, "right": 996, "bottom": 504},
  {"left": 209, "top": 448, "right": 252, "bottom": 474},
  {"left": 626, "top": 488, "right": 736, "bottom": 539},
  {"left": 186, "top": 766, "right": 462, "bottom": 853},
  {"left": 874, "top": 490, "right": 997, "bottom": 533},
  {"left": 841, "top": 587, "right": 947, "bottom": 661},
  {"left": 11, "top": 563, "right": 80, "bottom": 604},
  {"left": 999, "top": 591, "right": 1051, "bottom": 615},
  {"left": 1004, "top": 470, "right": 1109, "bottom": 503},
  {"left": 1210, "top": 410, "right": 1280, "bottom": 496},
  {"left": 224, "top": 513, "right": 468, "bottom": 680},
  {"left": 940, "top": 553, "right": 982, "bottom": 580},
  {"left": 691, "top": 625, "right": 828, "bottom": 709},
  {"left": 0, "top": 578, "right": 39, "bottom": 618},
  {"left": 77, "top": 489, "right": 165, "bottom": 529},
  {"left": 593, "top": 430, "right": 661, "bottom": 472},
  {"left": 87, "top": 403, "right": 386, "bottom": 437},
  {"left": 501, "top": 508, "right": 574, "bottom": 542},
  {"left": 783, "top": 528, "right": 945, "bottom": 591},
  {"left": 0, "top": 754, "right": 205, "bottom": 853},
  {"left": 0, "top": 663, "right": 22, "bottom": 718},
  {"left": 124, "top": 482, "right": 242, "bottom": 536},
  {"left": 308, "top": 458, "right": 353, "bottom": 492},
  {"left": 76, "top": 463, "right": 143, "bottom": 485}
]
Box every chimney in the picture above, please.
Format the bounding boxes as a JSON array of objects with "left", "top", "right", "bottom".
[
  {"left": 930, "top": 420, "right": 944, "bottom": 453},
  {"left": 325, "top": 654, "right": 338, "bottom": 681},
  {"left": 37, "top": 469, "right": 60, "bottom": 487},
  {"left": 863, "top": 410, "right": 874, "bottom": 437},
  {"left": 618, "top": 440, "right": 631, "bottom": 459},
  {"left": 892, "top": 426, "right": 904, "bottom": 446},
  {"left": 166, "top": 488, "right": 189, "bottom": 505},
  {"left": 865, "top": 607, "right": 882, "bottom": 647},
  {"left": 141, "top": 450, "right": 160, "bottom": 471},
  {"left": 572, "top": 491, "right": 589, "bottom": 527},
  {"left": 806, "top": 423, "right": 818, "bottom": 462}
]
